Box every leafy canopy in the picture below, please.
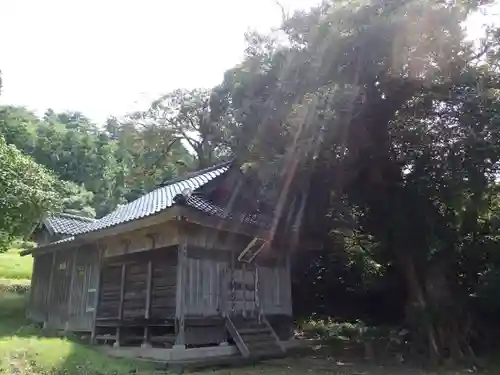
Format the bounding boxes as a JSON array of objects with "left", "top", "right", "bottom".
[{"left": 0, "top": 136, "right": 60, "bottom": 250}]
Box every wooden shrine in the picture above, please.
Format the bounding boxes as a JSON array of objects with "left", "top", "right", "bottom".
[{"left": 22, "top": 161, "right": 296, "bottom": 363}]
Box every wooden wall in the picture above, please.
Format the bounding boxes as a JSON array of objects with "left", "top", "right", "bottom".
[
  {"left": 180, "top": 224, "right": 293, "bottom": 319},
  {"left": 28, "top": 253, "right": 52, "bottom": 322},
  {"left": 182, "top": 246, "right": 230, "bottom": 317},
  {"left": 102, "top": 222, "right": 180, "bottom": 258},
  {"left": 67, "top": 246, "right": 100, "bottom": 330},
  {"left": 96, "top": 247, "right": 178, "bottom": 321},
  {"left": 258, "top": 260, "right": 292, "bottom": 316},
  {"left": 175, "top": 224, "right": 293, "bottom": 347},
  {"left": 28, "top": 245, "right": 100, "bottom": 332},
  {"left": 31, "top": 228, "right": 60, "bottom": 247},
  {"left": 184, "top": 223, "right": 252, "bottom": 252}
]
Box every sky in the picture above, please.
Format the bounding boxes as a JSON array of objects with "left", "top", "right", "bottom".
[{"left": 0, "top": 0, "right": 498, "bottom": 123}]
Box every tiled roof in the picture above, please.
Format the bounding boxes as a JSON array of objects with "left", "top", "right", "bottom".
[
  {"left": 73, "top": 161, "right": 233, "bottom": 235},
  {"left": 43, "top": 213, "right": 96, "bottom": 236},
  {"left": 185, "top": 195, "right": 272, "bottom": 228}
]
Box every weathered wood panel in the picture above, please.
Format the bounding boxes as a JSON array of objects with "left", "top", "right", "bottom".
[
  {"left": 31, "top": 228, "right": 60, "bottom": 247},
  {"left": 151, "top": 253, "right": 177, "bottom": 318},
  {"left": 102, "top": 222, "right": 180, "bottom": 258},
  {"left": 257, "top": 255, "right": 292, "bottom": 316},
  {"left": 28, "top": 253, "right": 53, "bottom": 322},
  {"left": 67, "top": 246, "right": 100, "bottom": 331},
  {"left": 184, "top": 258, "right": 227, "bottom": 316},
  {"left": 47, "top": 250, "right": 73, "bottom": 329},
  {"left": 184, "top": 224, "right": 252, "bottom": 253},
  {"left": 96, "top": 262, "right": 122, "bottom": 319},
  {"left": 123, "top": 261, "right": 147, "bottom": 319},
  {"left": 182, "top": 245, "right": 230, "bottom": 317},
  {"left": 97, "top": 247, "right": 178, "bottom": 320},
  {"left": 222, "top": 263, "right": 258, "bottom": 316}
]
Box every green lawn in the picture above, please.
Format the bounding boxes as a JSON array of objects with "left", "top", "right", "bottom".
[
  {"left": 0, "top": 292, "right": 157, "bottom": 375},
  {"left": 0, "top": 248, "right": 32, "bottom": 280}
]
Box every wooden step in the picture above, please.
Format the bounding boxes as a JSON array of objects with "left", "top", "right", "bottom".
[
  {"left": 225, "top": 316, "right": 285, "bottom": 359},
  {"left": 237, "top": 327, "right": 271, "bottom": 335},
  {"left": 232, "top": 322, "right": 268, "bottom": 330},
  {"left": 243, "top": 335, "right": 277, "bottom": 344}
]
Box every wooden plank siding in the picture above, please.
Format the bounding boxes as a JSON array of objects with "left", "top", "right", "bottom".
[
  {"left": 28, "top": 253, "right": 53, "bottom": 322},
  {"left": 258, "top": 261, "right": 292, "bottom": 316},
  {"left": 102, "top": 222, "right": 180, "bottom": 258},
  {"left": 183, "top": 251, "right": 230, "bottom": 317},
  {"left": 47, "top": 250, "right": 73, "bottom": 328},
  {"left": 178, "top": 244, "right": 229, "bottom": 346},
  {"left": 28, "top": 245, "right": 100, "bottom": 331},
  {"left": 180, "top": 224, "right": 293, "bottom": 319},
  {"left": 28, "top": 219, "right": 293, "bottom": 348},
  {"left": 67, "top": 246, "right": 100, "bottom": 331},
  {"left": 96, "top": 247, "right": 178, "bottom": 321},
  {"left": 151, "top": 253, "right": 177, "bottom": 318}
]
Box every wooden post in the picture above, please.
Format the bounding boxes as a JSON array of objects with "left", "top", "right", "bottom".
[
  {"left": 91, "top": 246, "right": 103, "bottom": 344},
  {"left": 175, "top": 239, "right": 187, "bottom": 347},
  {"left": 27, "top": 255, "right": 37, "bottom": 320},
  {"left": 242, "top": 262, "right": 246, "bottom": 317},
  {"left": 114, "top": 262, "right": 126, "bottom": 348},
  {"left": 142, "top": 259, "right": 153, "bottom": 347},
  {"left": 255, "top": 265, "right": 262, "bottom": 322},
  {"left": 285, "top": 252, "right": 292, "bottom": 314},
  {"left": 66, "top": 248, "right": 78, "bottom": 333},
  {"left": 45, "top": 251, "right": 57, "bottom": 327},
  {"left": 230, "top": 246, "right": 235, "bottom": 316}
]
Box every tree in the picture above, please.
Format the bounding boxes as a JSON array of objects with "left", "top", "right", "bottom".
[
  {"left": 130, "top": 89, "right": 232, "bottom": 169},
  {"left": 0, "top": 135, "right": 60, "bottom": 250},
  {"left": 58, "top": 180, "right": 96, "bottom": 218},
  {"left": 212, "top": 0, "right": 500, "bottom": 363}
]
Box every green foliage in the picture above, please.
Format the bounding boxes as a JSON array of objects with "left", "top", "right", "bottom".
[
  {"left": 130, "top": 88, "right": 231, "bottom": 169},
  {"left": 0, "top": 105, "right": 195, "bottom": 218},
  {"left": 0, "top": 136, "right": 60, "bottom": 250},
  {"left": 57, "top": 181, "right": 95, "bottom": 218},
  {"left": 208, "top": 0, "right": 500, "bottom": 363},
  {"left": 300, "top": 318, "right": 370, "bottom": 342}
]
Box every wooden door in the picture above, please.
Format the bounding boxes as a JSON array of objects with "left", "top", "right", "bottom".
[{"left": 227, "top": 263, "right": 258, "bottom": 317}]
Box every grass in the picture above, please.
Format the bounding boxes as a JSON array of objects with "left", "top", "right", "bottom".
[
  {"left": 0, "top": 247, "right": 33, "bottom": 280},
  {"left": 0, "top": 292, "right": 157, "bottom": 375}
]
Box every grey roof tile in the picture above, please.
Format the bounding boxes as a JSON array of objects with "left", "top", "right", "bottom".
[
  {"left": 32, "top": 161, "right": 274, "bottom": 253},
  {"left": 185, "top": 195, "right": 272, "bottom": 228},
  {"left": 43, "top": 213, "right": 96, "bottom": 236},
  {"left": 73, "top": 161, "right": 232, "bottom": 235}
]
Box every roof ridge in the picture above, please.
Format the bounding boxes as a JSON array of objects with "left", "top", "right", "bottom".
[
  {"left": 159, "top": 159, "right": 234, "bottom": 187},
  {"left": 52, "top": 212, "right": 96, "bottom": 222}
]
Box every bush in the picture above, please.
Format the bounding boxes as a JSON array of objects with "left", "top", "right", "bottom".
[
  {"left": 0, "top": 280, "right": 30, "bottom": 294},
  {"left": 298, "top": 318, "right": 371, "bottom": 342}
]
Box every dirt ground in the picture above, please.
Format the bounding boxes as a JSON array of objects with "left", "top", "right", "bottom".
[
  {"left": 189, "top": 347, "right": 487, "bottom": 375},
  {"left": 197, "top": 356, "right": 482, "bottom": 375}
]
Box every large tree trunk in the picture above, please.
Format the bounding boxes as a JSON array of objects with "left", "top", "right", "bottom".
[
  {"left": 424, "top": 260, "right": 475, "bottom": 363},
  {"left": 398, "top": 252, "right": 441, "bottom": 365},
  {"left": 398, "top": 251, "right": 475, "bottom": 365}
]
